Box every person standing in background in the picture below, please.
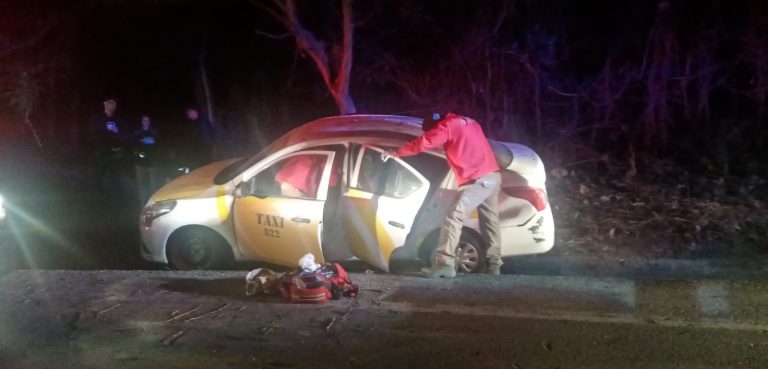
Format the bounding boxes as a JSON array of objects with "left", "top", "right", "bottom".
[
  {"left": 87, "top": 96, "right": 130, "bottom": 195},
  {"left": 132, "top": 115, "right": 162, "bottom": 206},
  {"left": 181, "top": 106, "right": 216, "bottom": 170}
]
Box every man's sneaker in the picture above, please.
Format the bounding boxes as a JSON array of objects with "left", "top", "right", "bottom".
[
  {"left": 488, "top": 264, "right": 502, "bottom": 276},
  {"left": 420, "top": 265, "right": 457, "bottom": 279}
]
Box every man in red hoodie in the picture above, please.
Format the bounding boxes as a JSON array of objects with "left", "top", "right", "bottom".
[{"left": 383, "top": 112, "right": 502, "bottom": 278}]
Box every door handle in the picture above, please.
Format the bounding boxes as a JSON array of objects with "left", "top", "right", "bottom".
[
  {"left": 388, "top": 221, "right": 405, "bottom": 229},
  {"left": 291, "top": 217, "right": 311, "bottom": 224}
]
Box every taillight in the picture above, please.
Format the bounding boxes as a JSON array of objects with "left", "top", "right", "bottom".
[{"left": 503, "top": 187, "right": 547, "bottom": 211}]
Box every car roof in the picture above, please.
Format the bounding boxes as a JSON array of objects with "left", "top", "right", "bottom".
[
  {"left": 284, "top": 114, "right": 424, "bottom": 146},
  {"left": 212, "top": 115, "right": 425, "bottom": 185}
]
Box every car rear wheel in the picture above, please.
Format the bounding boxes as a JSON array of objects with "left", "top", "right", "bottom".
[
  {"left": 167, "top": 227, "right": 233, "bottom": 270},
  {"left": 455, "top": 233, "right": 487, "bottom": 273},
  {"left": 420, "top": 231, "right": 487, "bottom": 274}
]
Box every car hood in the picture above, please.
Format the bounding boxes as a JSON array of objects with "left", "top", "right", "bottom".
[{"left": 150, "top": 159, "right": 241, "bottom": 203}]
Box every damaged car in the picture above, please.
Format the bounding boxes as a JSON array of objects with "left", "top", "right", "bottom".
[{"left": 139, "top": 115, "right": 554, "bottom": 272}]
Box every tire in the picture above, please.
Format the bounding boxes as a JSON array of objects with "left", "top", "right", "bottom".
[
  {"left": 419, "top": 230, "right": 488, "bottom": 274},
  {"left": 167, "top": 227, "right": 232, "bottom": 270},
  {"left": 455, "top": 232, "right": 487, "bottom": 273}
]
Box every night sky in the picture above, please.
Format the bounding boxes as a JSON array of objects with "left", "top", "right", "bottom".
[{"left": 1, "top": 0, "right": 767, "bottom": 172}]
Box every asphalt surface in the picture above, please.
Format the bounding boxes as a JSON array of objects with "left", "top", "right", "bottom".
[{"left": 1, "top": 270, "right": 767, "bottom": 369}]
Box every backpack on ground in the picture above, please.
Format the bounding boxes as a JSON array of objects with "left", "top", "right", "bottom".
[
  {"left": 318, "top": 263, "right": 359, "bottom": 299},
  {"left": 279, "top": 271, "right": 331, "bottom": 304}
]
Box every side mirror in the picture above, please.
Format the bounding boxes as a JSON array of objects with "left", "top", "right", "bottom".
[{"left": 233, "top": 183, "right": 244, "bottom": 198}]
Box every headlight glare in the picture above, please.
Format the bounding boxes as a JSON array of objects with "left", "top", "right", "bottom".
[{"left": 140, "top": 200, "right": 177, "bottom": 228}]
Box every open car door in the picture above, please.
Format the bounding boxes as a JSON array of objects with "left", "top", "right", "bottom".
[
  {"left": 233, "top": 151, "right": 335, "bottom": 267},
  {"left": 342, "top": 145, "right": 430, "bottom": 271}
]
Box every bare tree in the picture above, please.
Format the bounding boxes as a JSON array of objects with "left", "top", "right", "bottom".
[
  {"left": 257, "top": 0, "right": 357, "bottom": 114},
  {"left": 9, "top": 71, "right": 43, "bottom": 147},
  {"left": 0, "top": 7, "right": 64, "bottom": 147}
]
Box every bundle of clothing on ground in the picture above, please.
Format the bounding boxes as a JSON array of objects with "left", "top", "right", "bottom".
[{"left": 245, "top": 253, "right": 358, "bottom": 304}]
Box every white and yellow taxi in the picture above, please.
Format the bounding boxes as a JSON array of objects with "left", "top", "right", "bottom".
[{"left": 139, "top": 115, "right": 554, "bottom": 272}]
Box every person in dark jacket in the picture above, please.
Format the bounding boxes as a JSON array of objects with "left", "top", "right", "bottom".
[
  {"left": 180, "top": 107, "right": 216, "bottom": 169},
  {"left": 132, "top": 115, "right": 162, "bottom": 205},
  {"left": 383, "top": 112, "right": 502, "bottom": 278},
  {"left": 86, "top": 97, "right": 130, "bottom": 193}
]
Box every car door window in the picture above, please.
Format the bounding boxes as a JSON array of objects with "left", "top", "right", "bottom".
[
  {"left": 400, "top": 153, "right": 450, "bottom": 188},
  {"left": 352, "top": 147, "right": 423, "bottom": 198},
  {"left": 246, "top": 154, "right": 328, "bottom": 200}
]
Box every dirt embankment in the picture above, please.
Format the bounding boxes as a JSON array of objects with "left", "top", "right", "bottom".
[{"left": 547, "top": 161, "right": 768, "bottom": 261}]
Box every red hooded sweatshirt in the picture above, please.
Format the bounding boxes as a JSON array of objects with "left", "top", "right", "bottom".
[{"left": 394, "top": 113, "right": 499, "bottom": 186}]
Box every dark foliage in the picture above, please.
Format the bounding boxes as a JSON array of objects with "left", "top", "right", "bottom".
[{"left": 1, "top": 0, "right": 767, "bottom": 177}]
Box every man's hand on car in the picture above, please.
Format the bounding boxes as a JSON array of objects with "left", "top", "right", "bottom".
[{"left": 380, "top": 150, "right": 395, "bottom": 162}]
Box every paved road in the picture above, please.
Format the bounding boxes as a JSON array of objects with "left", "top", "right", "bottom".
[{"left": 1, "top": 270, "right": 766, "bottom": 369}]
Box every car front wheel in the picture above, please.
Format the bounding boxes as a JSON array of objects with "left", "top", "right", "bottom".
[{"left": 167, "top": 227, "right": 232, "bottom": 270}]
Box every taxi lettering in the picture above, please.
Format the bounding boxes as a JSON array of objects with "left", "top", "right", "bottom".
[
  {"left": 256, "top": 213, "right": 285, "bottom": 228},
  {"left": 257, "top": 213, "right": 283, "bottom": 238}
]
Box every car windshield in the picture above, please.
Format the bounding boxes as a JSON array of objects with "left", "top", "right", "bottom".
[{"left": 213, "top": 133, "right": 291, "bottom": 185}]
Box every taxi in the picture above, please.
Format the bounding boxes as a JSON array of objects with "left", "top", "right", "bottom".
[{"left": 139, "top": 115, "right": 554, "bottom": 272}]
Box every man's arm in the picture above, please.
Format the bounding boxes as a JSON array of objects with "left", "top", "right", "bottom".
[{"left": 392, "top": 120, "right": 450, "bottom": 158}]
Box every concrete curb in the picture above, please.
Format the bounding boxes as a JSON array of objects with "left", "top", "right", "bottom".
[{"left": 503, "top": 255, "right": 768, "bottom": 279}]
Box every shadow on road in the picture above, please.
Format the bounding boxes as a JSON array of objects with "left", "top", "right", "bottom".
[{"left": 156, "top": 277, "right": 262, "bottom": 302}]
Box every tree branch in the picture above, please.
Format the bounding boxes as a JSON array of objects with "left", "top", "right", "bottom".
[
  {"left": 252, "top": 0, "right": 288, "bottom": 25},
  {"left": 0, "top": 21, "right": 54, "bottom": 58},
  {"left": 285, "top": 0, "right": 333, "bottom": 92},
  {"left": 254, "top": 29, "right": 292, "bottom": 39},
  {"left": 257, "top": 0, "right": 357, "bottom": 114},
  {"left": 334, "top": 0, "right": 353, "bottom": 94}
]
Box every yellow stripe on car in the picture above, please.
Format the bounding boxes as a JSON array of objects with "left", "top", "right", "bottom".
[
  {"left": 374, "top": 216, "right": 395, "bottom": 266},
  {"left": 217, "top": 185, "right": 229, "bottom": 221}
]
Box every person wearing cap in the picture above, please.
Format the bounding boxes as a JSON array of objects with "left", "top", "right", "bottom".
[
  {"left": 382, "top": 112, "right": 502, "bottom": 278},
  {"left": 86, "top": 96, "right": 129, "bottom": 194}
]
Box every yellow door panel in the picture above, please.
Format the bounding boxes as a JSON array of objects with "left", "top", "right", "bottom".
[
  {"left": 234, "top": 196, "right": 325, "bottom": 267},
  {"left": 341, "top": 195, "right": 393, "bottom": 270},
  {"left": 233, "top": 150, "right": 336, "bottom": 267}
]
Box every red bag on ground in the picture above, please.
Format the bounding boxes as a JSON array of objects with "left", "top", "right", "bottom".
[
  {"left": 322, "top": 263, "right": 358, "bottom": 299},
  {"left": 279, "top": 272, "right": 331, "bottom": 304}
]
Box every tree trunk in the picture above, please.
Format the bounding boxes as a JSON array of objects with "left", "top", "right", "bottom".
[
  {"left": 334, "top": 0, "right": 356, "bottom": 114},
  {"left": 200, "top": 49, "right": 215, "bottom": 125},
  {"left": 272, "top": 0, "right": 357, "bottom": 115}
]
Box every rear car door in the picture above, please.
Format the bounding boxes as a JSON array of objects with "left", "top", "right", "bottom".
[
  {"left": 233, "top": 151, "right": 335, "bottom": 267},
  {"left": 342, "top": 145, "right": 430, "bottom": 271}
]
